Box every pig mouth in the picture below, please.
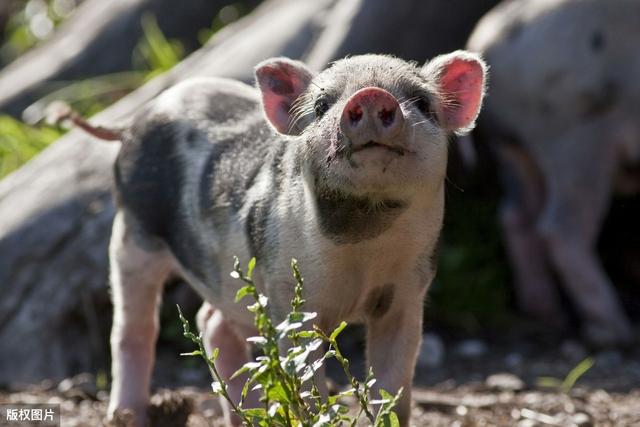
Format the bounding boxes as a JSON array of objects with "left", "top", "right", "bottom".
[{"left": 351, "top": 140, "right": 407, "bottom": 156}]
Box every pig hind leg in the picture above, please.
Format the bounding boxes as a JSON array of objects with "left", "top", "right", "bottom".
[
  {"left": 537, "top": 130, "right": 633, "bottom": 347},
  {"left": 107, "top": 211, "right": 174, "bottom": 426},
  {"left": 496, "top": 143, "right": 565, "bottom": 325},
  {"left": 196, "top": 303, "right": 258, "bottom": 426}
]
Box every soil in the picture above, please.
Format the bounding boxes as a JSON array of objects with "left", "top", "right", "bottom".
[{"left": 2, "top": 329, "right": 640, "bottom": 427}]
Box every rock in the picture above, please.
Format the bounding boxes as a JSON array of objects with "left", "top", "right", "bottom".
[
  {"left": 486, "top": 373, "right": 525, "bottom": 392},
  {"left": 418, "top": 333, "right": 445, "bottom": 368},
  {"left": 454, "top": 339, "right": 488, "bottom": 359}
]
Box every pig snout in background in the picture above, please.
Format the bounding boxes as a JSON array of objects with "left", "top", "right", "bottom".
[{"left": 468, "top": 0, "right": 640, "bottom": 347}]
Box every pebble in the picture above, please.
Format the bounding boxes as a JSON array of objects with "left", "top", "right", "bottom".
[
  {"left": 486, "top": 373, "right": 525, "bottom": 391},
  {"left": 455, "top": 405, "right": 468, "bottom": 416},
  {"left": 571, "top": 412, "right": 592, "bottom": 426},
  {"left": 418, "top": 333, "right": 445, "bottom": 368}
]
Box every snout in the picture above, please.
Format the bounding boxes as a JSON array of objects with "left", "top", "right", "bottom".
[{"left": 340, "top": 87, "right": 405, "bottom": 147}]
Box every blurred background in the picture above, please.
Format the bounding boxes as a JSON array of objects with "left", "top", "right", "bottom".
[{"left": 0, "top": 0, "right": 638, "bottom": 425}]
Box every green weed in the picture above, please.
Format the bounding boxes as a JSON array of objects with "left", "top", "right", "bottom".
[
  {"left": 134, "top": 13, "right": 184, "bottom": 80},
  {"left": 0, "top": 114, "right": 61, "bottom": 177},
  {"left": 178, "top": 258, "right": 402, "bottom": 427},
  {"left": 537, "top": 357, "right": 595, "bottom": 393}
]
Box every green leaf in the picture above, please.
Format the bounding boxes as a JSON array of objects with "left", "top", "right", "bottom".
[
  {"left": 297, "top": 331, "right": 318, "bottom": 339},
  {"left": 337, "top": 388, "right": 355, "bottom": 398},
  {"left": 266, "top": 383, "right": 290, "bottom": 403},
  {"left": 231, "top": 361, "right": 262, "bottom": 380},
  {"left": 247, "top": 257, "right": 257, "bottom": 279},
  {"left": 379, "top": 389, "right": 394, "bottom": 401},
  {"left": 243, "top": 408, "right": 268, "bottom": 418},
  {"left": 379, "top": 412, "right": 400, "bottom": 427},
  {"left": 330, "top": 321, "right": 347, "bottom": 341},
  {"left": 289, "top": 311, "right": 318, "bottom": 323},
  {"left": 235, "top": 285, "right": 254, "bottom": 302},
  {"left": 179, "top": 350, "right": 202, "bottom": 357}
]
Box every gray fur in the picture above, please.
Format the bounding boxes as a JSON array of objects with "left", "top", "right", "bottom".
[{"left": 314, "top": 188, "right": 407, "bottom": 244}]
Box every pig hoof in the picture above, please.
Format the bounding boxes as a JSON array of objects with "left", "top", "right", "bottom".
[{"left": 583, "top": 322, "right": 634, "bottom": 349}]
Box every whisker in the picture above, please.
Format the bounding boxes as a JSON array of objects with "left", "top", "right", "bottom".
[{"left": 411, "top": 119, "right": 431, "bottom": 127}]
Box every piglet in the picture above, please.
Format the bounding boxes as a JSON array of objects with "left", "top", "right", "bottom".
[{"left": 70, "top": 52, "right": 486, "bottom": 426}]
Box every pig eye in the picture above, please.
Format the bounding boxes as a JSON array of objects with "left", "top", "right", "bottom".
[
  {"left": 314, "top": 98, "right": 330, "bottom": 118},
  {"left": 415, "top": 96, "right": 438, "bottom": 123},
  {"left": 415, "top": 97, "right": 432, "bottom": 115}
]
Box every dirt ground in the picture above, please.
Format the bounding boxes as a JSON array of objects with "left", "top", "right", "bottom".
[{"left": 2, "top": 327, "right": 640, "bottom": 427}]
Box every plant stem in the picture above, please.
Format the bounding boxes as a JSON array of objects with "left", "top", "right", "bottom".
[{"left": 332, "top": 342, "right": 376, "bottom": 423}]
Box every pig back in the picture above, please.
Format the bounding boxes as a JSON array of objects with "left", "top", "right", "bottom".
[
  {"left": 469, "top": 0, "right": 640, "bottom": 147},
  {"left": 112, "top": 77, "right": 280, "bottom": 281}
]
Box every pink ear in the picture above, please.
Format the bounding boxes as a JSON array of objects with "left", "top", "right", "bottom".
[
  {"left": 424, "top": 51, "right": 487, "bottom": 134},
  {"left": 255, "top": 58, "right": 314, "bottom": 135}
]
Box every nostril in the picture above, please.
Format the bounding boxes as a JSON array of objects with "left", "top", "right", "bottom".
[
  {"left": 349, "top": 105, "right": 363, "bottom": 124},
  {"left": 378, "top": 108, "right": 395, "bottom": 127}
]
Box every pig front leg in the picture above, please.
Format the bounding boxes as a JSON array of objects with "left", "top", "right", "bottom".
[
  {"left": 366, "top": 286, "right": 423, "bottom": 427},
  {"left": 107, "top": 212, "right": 172, "bottom": 426}
]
